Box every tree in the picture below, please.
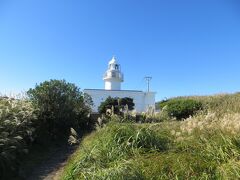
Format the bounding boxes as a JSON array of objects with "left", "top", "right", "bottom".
[
  {"left": 158, "top": 98, "right": 203, "bottom": 120},
  {"left": 98, "top": 96, "right": 134, "bottom": 115},
  {"left": 119, "top": 97, "right": 134, "bottom": 111},
  {"left": 27, "top": 79, "right": 92, "bottom": 140}
]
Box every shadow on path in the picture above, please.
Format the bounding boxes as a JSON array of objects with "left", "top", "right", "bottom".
[{"left": 26, "top": 145, "right": 76, "bottom": 180}]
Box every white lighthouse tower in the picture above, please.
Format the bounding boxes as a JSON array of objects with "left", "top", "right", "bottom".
[
  {"left": 84, "top": 56, "right": 156, "bottom": 113},
  {"left": 103, "top": 57, "right": 124, "bottom": 90}
]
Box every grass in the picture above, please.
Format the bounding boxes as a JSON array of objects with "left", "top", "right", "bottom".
[
  {"left": 61, "top": 93, "right": 240, "bottom": 179},
  {"left": 0, "top": 97, "right": 37, "bottom": 179}
]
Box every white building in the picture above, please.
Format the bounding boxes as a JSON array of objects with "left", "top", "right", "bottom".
[{"left": 84, "top": 57, "right": 156, "bottom": 113}]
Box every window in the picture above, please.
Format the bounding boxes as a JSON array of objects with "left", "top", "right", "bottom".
[{"left": 111, "top": 72, "right": 116, "bottom": 77}]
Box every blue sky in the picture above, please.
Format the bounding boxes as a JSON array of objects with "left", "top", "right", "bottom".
[{"left": 0, "top": 0, "right": 240, "bottom": 101}]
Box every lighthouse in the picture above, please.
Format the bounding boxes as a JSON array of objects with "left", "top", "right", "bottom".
[
  {"left": 103, "top": 57, "right": 124, "bottom": 90},
  {"left": 84, "top": 56, "right": 156, "bottom": 113}
]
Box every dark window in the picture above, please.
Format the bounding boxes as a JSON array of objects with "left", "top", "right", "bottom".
[{"left": 111, "top": 72, "right": 116, "bottom": 77}]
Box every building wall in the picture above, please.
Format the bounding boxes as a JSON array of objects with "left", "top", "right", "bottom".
[
  {"left": 83, "top": 89, "right": 156, "bottom": 113},
  {"left": 144, "top": 92, "right": 156, "bottom": 110},
  {"left": 105, "top": 80, "right": 121, "bottom": 90}
]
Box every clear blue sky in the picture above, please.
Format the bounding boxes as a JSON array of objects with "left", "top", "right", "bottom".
[{"left": 1, "top": 0, "right": 240, "bottom": 101}]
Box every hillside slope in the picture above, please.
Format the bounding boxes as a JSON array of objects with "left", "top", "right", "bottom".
[{"left": 61, "top": 93, "right": 240, "bottom": 179}]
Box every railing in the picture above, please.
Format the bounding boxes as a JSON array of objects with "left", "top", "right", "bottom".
[{"left": 103, "top": 71, "right": 124, "bottom": 81}]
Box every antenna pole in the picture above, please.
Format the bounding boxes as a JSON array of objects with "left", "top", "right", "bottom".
[{"left": 144, "top": 76, "right": 152, "bottom": 92}]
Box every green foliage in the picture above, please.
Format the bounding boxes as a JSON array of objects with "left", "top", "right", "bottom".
[
  {"left": 62, "top": 121, "right": 240, "bottom": 180},
  {"left": 61, "top": 93, "right": 240, "bottom": 179},
  {"left": 0, "top": 80, "right": 93, "bottom": 179},
  {"left": 62, "top": 123, "right": 171, "bottom": 179},
  {"left": 159, "top": 98, "right": 203, "bottom": 120},
  {"left": 27, "top": 79, "right": 92, "bottom": 140},
  {"left": 59, "top": 93, "right": 240, "bottom": 179},
  {"left": 156, "top": 99, "right": 169, "bottom": 110},
  {"left": 98, "top": 96, "right": 134, "bottom": 115},
  {"left": 157, "top": 93, "right": 240, "bottom": 118},
  {"left": 119, "top": 97, "right": 134, "bottom": 111},
  {"left": 0, "top": 97, "right": 37, "bottom": 179},
  {"left": 98, "top": 96, "right": 116, "bottom": 114}
]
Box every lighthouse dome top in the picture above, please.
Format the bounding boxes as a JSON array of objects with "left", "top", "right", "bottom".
[
  {"left": 104, "top": 56, "right": 124, "bottom": 90},
  {"left": 108, "top": 56, "right": 117, "bottom": 64}
]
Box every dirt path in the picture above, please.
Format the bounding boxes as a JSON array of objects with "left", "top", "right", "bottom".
[{"left": 26, "top": 145, "right": 76, "bottom": 180}]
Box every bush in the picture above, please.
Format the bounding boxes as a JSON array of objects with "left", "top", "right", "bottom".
[
  {"left": 0, "top": 97, "right": 37, "bottom": 179},
  {"left": 0, "top": 80, "right": 93, "bottom": 179},
  {"left": 27, "top": 79, "right": 92, "bottom": 141},
  {"left": 159, "top": 98, "right": 203, "bottom": 120},
  {"left": 98, "top": 96, "right": 134, "bottom": 115}
]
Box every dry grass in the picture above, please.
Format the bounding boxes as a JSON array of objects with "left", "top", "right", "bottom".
[{"left": 61, "top": 93, "right": 240, "bottom": 180}]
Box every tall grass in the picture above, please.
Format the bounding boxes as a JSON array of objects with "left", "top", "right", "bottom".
[
  {"left": 61, "top": 93, "right": 240, "bottom": 179},
  {"left": 0, "top": 97, "right": 37, "bottom": 179},
  {"left": 62, "top": 123, "right": 171, "bottom": 179},
  {"left": 175, "top": 93, "right": 240, "bottom": 116}
]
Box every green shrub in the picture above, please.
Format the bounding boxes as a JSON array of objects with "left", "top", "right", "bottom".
[
  {"left": 27, "top": 79, "right": 92, "bottom": 141},
  {"left": 0, "top": 97, "right": 37, "bottom": 179},
  {"left": 98, "top": 96, "right": 134, "bottom": 115},
  {"left": 159, "top": 98, "right": 203, "bottom": 120},
  {"left": 0, "top": 80, "right": 93, "bottom": 179},
  {"left": 156, "top": 99, "right": 169, "bottom": 110}
]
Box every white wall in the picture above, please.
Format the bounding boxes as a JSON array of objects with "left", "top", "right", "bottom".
[
  {"left": 105, "top": 80, "right": 121, "bottom": 90},
  {"left": 83, "top": 89, "right": 156, "bottom": 113},
  {"left": 144, "top": 92, "right": 156, "bottom": 110}
]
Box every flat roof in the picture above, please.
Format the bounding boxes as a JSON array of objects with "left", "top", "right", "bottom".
[{"left": 83, "top": 89, "right": 143, "bottom": 92}]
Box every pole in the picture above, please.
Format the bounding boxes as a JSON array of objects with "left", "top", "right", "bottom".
[{"left": 144, "top": 76, "right": 152, "bottom": 92}]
